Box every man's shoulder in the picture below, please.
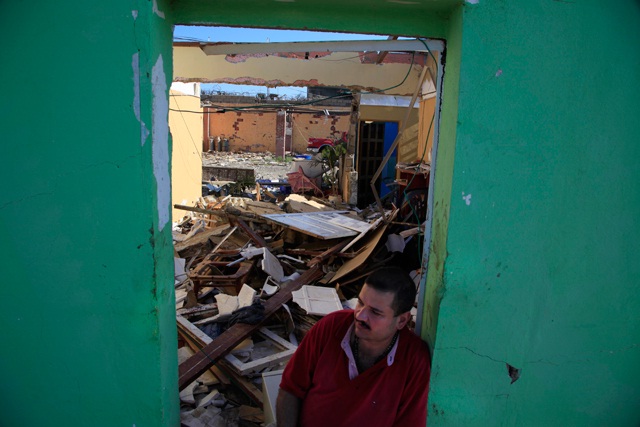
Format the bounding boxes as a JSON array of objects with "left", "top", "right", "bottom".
[
  {"left": 399, "top": 328, "right": 432, "bottom": 362},
  {"left": 322, "top": 308, "right": 354, "bottom": 322},
  {"left": 311, "top": 309, "right": 353, "bottom": 336},
  {"left": 316, "top": 308, "right": 353, "bottom": 327}
]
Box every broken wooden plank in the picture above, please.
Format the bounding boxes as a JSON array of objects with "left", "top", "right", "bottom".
[
  {"left": 223, "top": 327, "right": 297, "bottom": 375},
  {"left": 189, "top": 260, "right": 254, "bottom": 295},
  {"left": 174, "top": 224, "right": 231, "bottom": 256},
  {"left": 177, "top": 303, "right": 218, "bottom": 318},
  {"left": 178, "top": 265, "right": 324, "bottom": 390},
  {"left": 217, "top": 359, "right": 264, "bottom": 406},
  {"left": 233, "top": 217, "right": 268, "bottom": 248},
  {"left": 210, "top": 225, "right": 238, "bottom": 254},
  {"left": 177, "top": 315, "right": 215, "bottom": 345},
  {"left": 174, "top": 203, "right": 228, "bottom": 218},
  {"left": 330, "top": 223, "right": 389, "bottom": 283},
  {"left": 340, "top": 216, "right": 385, "bottom": 253},
  {"left": 178, "top": 346, "right": 220, "bottom": 387},
  {"left": 307, "top": 239, "right": 350, "bottom": 267},
  {"left": 178, "top": 324, "right": 232, "bottom": 386}
]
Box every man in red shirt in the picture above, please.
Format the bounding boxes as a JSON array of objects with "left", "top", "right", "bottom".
[{"left": 276, "top": 267, "right": 431, "bottom": 426}]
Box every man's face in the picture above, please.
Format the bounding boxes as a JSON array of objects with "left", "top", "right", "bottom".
[{"left": 354, "top": 284, "right": 409, "bottom": 344}]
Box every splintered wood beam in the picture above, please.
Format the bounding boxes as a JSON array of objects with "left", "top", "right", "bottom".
[
  {"left": 217, "top": 359, "right": 264, "bottom": 405},
  {"left": 375, "top": 36, "right": 399, "bottom": 64},
  {"left": 307, "top": 239, "right": 350, "bottom": 267},
  {"left": 178, "top": 265, "right": 323, "bottom": 390},
  {"left": 234, "top": 217, "right": 269, "bottom": 248},
  {"left": 174, "top": 204, "right": 228, "bottom": 218}
]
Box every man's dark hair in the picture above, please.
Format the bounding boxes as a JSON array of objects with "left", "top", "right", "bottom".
[{"left": 364, "top": 266, "right": 417, "bottom": 316}]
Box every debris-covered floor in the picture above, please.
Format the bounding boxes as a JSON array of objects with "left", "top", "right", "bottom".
[{"left": 175, "top": 152, "right": 429, "bottom": 427}]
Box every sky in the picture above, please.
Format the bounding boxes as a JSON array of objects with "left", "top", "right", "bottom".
[{"left": 173, "top": 26, "right": 389, "bottom": 97}]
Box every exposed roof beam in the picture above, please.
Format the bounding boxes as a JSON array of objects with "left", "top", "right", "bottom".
[
  {"left": 201, "top": 39, "right": 443, "bottom": 56},
  {"left": 375, "top": 36, "right": 399, "bottom": 65}
]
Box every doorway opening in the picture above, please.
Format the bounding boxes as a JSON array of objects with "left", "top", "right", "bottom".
[
  {"left": 357, "top": 120, "right": 399, "bottom": 207},
  {"left": 170, "top": 25, "right": 445, "bottom": 422}
]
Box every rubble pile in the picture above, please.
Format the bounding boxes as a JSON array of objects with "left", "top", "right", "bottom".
[
  {"left": 203, "top": 151, "right": 293, "bottom": 181},
  {"left": 174, "top": 176, "right": 426, "bottom": 426}
]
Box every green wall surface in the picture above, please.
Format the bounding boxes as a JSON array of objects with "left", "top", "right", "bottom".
[
  {"left": 0, "top": 1, "right": 178, "bottom": 426},
  {"left": 428, "top": 1, "right": 640, "bottom": 426},
  {"left": 2, "top": 0, "right": 639, "bottom": 426}
]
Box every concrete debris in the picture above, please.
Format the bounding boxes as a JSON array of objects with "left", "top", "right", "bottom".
[{"left": 173, "top": 154, "right": 428, "bottom": 424}]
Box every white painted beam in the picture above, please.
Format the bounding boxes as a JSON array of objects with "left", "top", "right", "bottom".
[{"left": 201, "top": 39, "right": 443, "bottom": 55}]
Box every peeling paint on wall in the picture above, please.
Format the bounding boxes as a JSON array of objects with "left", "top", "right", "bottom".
[
  {"left": 211, "top": 77, "right": 299, "bottom": 87},
  {"left": 466, "top": 0, "right": 479, "bottom": 3},
  {"left": 506, "top": 363, "right": 521, "bottom": 384},
  {"left": 132, "top": 53, "right": 150, "bottom": 146},
  {"left": 462, "top": 192, "right": 472, "bottom": 205},
  {"left": 225, "top": 51, "right": 334, "bottom": 63},
  {"left": 152, "top": 55, "right": 170, "bottom": 231},
  {"left": 152, "top": 0, "right": 165, "bottom": 19}
]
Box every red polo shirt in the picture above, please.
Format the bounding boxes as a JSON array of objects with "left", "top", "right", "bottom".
[{"left": 280, "top": 309, "right": 431, "bottom": 427}]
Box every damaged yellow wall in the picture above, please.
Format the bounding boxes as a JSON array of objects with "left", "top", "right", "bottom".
[
  {"left": 170, "top": 90, "right": 203, "bottom": 222},
  {"left": 204, "top": 107, "right": 350, "bottom": 153},
  {"left": 418, "top": 97, "right": 436, "bottom": 164},
  {"left": 206, "top": 108, "right": 277, "bottom": 152},
  {"left": 174, "top": 44, "right": 425, "bottom": 96},
  {"left": 290, "top": 112, "right": 350, "bottom": 152},
  {"left": 359, "top": 104, "right": 420, "bottom": 164}
]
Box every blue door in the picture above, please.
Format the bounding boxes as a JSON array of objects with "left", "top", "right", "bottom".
[{"left": 380, "top": 122, "right": 399, "bottom": 198}]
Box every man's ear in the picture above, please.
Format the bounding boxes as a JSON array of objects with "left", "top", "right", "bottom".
[{"left": 396, "top": 311, "right": 411, "bottom": 330}]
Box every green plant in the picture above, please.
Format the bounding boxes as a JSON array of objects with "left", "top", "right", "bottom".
[
  {"left": 228, "top": 176, "right": 256, "bottom": 196},
  {"left": 320, "top": 142, "right": 347, "bottom": 195}
]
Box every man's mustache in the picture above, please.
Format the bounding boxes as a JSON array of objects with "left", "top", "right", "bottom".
[{"left": 357, "top": 320, "right": 370, "bottom": 330}]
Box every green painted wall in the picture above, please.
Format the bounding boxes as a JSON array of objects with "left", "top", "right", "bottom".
[
  {"left": 428, "top": 1, "right": 640, "bottom": 426},
  {"left": 2, "top": 0, "right": 638, "bottom": 425},
  {"left": 0, "top": 1, "right": 178, "bottom": 426}
]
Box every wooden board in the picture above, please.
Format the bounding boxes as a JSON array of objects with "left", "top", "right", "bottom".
[
  {"left": 178, "top": 265, "right": 324, "bottom": 390},
  {"left": 292, "top": 286, "right": 343, "bottom": 316},
  {"left": 223, "top": 327, "right": 297, "bottom": 376},
  {"left": 330, "top": 223, "right": 388, "bottom": 283}
]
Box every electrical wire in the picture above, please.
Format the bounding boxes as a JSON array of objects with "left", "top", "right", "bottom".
[
  {"left": 400, "top": 104, "right": 435, "bottom": 265},
  {"left": 394, "top": 39, "right": 438, "bottom": 264},
  {"left": 171, "top": 37, "right": 432, "bottom": 116},
  {"left": 360, "top": 51, "right": 416, "bottom": 95}
]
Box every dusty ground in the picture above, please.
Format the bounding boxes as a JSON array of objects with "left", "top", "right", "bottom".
[{"left": 202, "top": 151, "right": 294, "bottom": 181}]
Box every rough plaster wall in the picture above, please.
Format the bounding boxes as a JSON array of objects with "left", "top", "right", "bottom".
[
  {"left": 205, "top": 109, "right": 350, "bottom": 154},
  {"left": 291, "top": 113, "right": 350, "bottom": 152},
  {"left": 209, "top": 110, "right": 278, "bottom": 152},
  {"left": 428, "top": 2, "right": 640, "bottom": 426},
  {"left": 418, "top": 97, "right": 436, "bottom": 164},
  {"left": 0, "top": 1, "right": 178, "bottom": 426}
]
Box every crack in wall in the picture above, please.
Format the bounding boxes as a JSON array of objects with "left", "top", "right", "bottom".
[
  {"left": 438, "top": 346, "right": 521, "bottom": 383},
  {"left": 438, "top": 346, "right": 507, "bottom": 364},
  {"left": 0, "top": 193, "right": 53, "bottom": 211}
]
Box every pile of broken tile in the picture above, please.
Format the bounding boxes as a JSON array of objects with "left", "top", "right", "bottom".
[{"left": 173, "top": 192, "right": 425, "bottom": 427}]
